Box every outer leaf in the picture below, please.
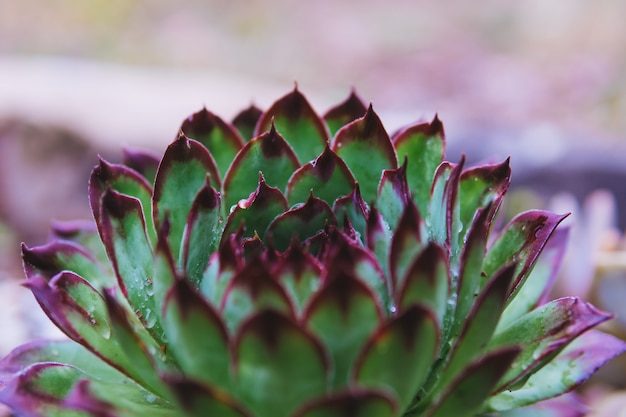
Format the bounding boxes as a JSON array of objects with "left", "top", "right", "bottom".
[
  {"left": 234, "top": 309, "right": 328, "bottom": 417},
  {"left": 293, "top": 391, "right": 397, "bottom": 417},
  {"left": 180, "top": 107, "right": 245, "bottom": 178},
  {"left": 389, "top": 200, "right": 425, "bottom": 293},
  {"left": 286, "top": 145, "right": 356, "bottom": 207},
  {"left": 49, "top": 220, "right": 108, "bottom": 267},
  {"left": 354, "top": 305, "right": 439, "bottom": 410},
  {"left": 89, "top": 158, "right": 156, "bottom": 245},
  {"left": 332, "top": 105, "right": 397, "bottom": 203},
  {"left": 393, "top": 116, "right": 445, "bottom": 216},
  {"left": 333, "top": 185, "right": 369, "bottom": 244},
  {"left": 266, "top": 194, "right": 336, "bottom": 251},
  {"left": 223, "top": 173, "right": 288, "bottom": 241},
  {"left": 324, "top": 89, "right": 368, "bottom": 138},
  {"left": 232, "top": 104, "right": 263, "bottom": 142},
  {"left": 489, "top": 297, "right": 612, "bottom": 392},
  {"left": 483, "top": 211, "right": 568, "bottom": 301},
  {"left": 377, "top": 160, "right": 411, "bottom": 231},
  {"left": 152, "top": 135, "right": 220, "bottom": 259},
  {"left": 488, "top": 330, "right": 626, "bottom": 411},
  {"left": 122, "top": 147, "right": 161, "bottom": 185},
  {"left": 366, "top": 206, "right": 392, "bottom": 281},
  {"left": 222, "top": 124, "right": 300, "bottom": 211},
  {"left": 162, "top": 279, "right": 230, "bottom": 390},
  {"left": 305, "top": 269, "right": 383, "bottom": 389},
  {"left": 426, "top": 347, "right": 520, "bottom": 417},
  {"left": 99, "top": 189, "right": 161, "bottom": 339},
  {"left": 255, "top": 87, "right": 329, "bottom": 164}
]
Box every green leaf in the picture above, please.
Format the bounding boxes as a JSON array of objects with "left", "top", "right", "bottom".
[
  {"left": 305, "top": 270, "right": 383, "bottom": 389},
  {"left": 266, "top": 194, "right": 336, "bottom": 251},
  {"left": 223, "top": 173, "right": 288, "bottom": 242},
  {"left": 153, "top": 135, "right": 220, "bottom": 260},
  {"left": 255, "top": 87, "right": 329, "bottom": 164},
  {"left": 122, "top": 147, "right": 161, "bottom": 185},
  {"left": 377, "top": 160, "right": 411, "bottom": 231},
  {"left": 389, "top": 201, "right": 425, "bottom": 293},
  {"left": 286, "top": 145, "right": 356, "bottom": 207},
  {"left": 99, "top": 189, "right": 162, "bottom": 341},
  {"left": 167, "top": 379, "right": 251, "bottom": 417},
  {"left": 488, "top": 330, "right": 626, "bottom": 411},
  {"left": 323, "top": 89, "right": 368, "bottom": 138},
  {"left": 234, "top": 309, "right": 328, "bottom": 417},
  {"left": 427, "top": 347, "right": 520, "bottom": 417},
  {"left": 293, "top": 391, "right": 397, "bottom": 417},
  {"left": 332, "top": 105, "right": 397, "bottom": 203},
  {"left": 180, "top": 107, "right": 245, "bottom": 179},
  {"left": 333, "top": 185, "right": 369, "bottom": 245},
  {"left": 181, "top": 183, "right": 221, "bottom": 284},
  {"left": 393, "top": 116, "right": 445, "bottom": 217},
  {"left": 222, "top": 124, "right": 300, "bottom": 211},
  {"left": 355, "top": 305, "right": 439, "bottom": 410},
  {"left": 162, "top": 279, "right": 230, "bottom": 390}
]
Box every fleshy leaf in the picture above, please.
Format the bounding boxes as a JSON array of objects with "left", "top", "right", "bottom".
[
  {"left": 389, "top": 200, "right": 425, "bottom": 292},
  {"left": 181, "top": 182, "right": 221, "bottom": 284},
  {"left": 305, "top": 269, "right": 383, "bottom": 389},
  {"left": 167, "top": 378, "right": 251, "bottom": 417},
  {"left": 488, "top": 330, "right": 626, "bottom": 411},
  {"left": 122, "top": 147, "right": 161, "bottom": 185},
  {"left": 222, "top": 124, "right": 300, "bottom": 211},
  {"left": 232, "top": 104, "right": 263, "bottom": 142},
  {"left": 333, "top": 185, "right": 369, "bottom": 244},
  {"left": 223, "top": 173, "right": 288, "bottom": 241},
  {"left": 162, "top": 279, "right": 230, "bottom": 390},
  {"left": 255, "top": 87, "right": 329, "bottom": 164},
  {"left": 49, "top": 220, "right": 108, "bottom": 267},
  {"left": 286, "top": 145, "right": 356, "bottom": 207},
  {"left": 324, "top": 89, "right": 368, "bottom": 138},
  {"left": 426, "top": 347, "right": 520, "bottom": 417},
  {"left": 489, "top": 297, "right": 612, "bottom": 391},
  {"left": 332, "top": 105, "right": 397, "bottom": 203},
  {"left": 377, "top": 159, "right": 411, "bottom": 231},
  {"left": 152, "top": 135, "right": 220, "bottom": 259},
  {"left": 89, "top": 158, "right": 156, "bottom": 245},
  {"left": 99, "top": 189, "right": 161, "bottom": 339},
  {"left": 266, "top": 194, "right": 336, "bottom": 251},
  {"left": 180, "top": 108, "right": 245, "bottom": 178},
  {"left": 234, "top": 309, "right": 328, "bottom": 417},
  {"left": 398, "top": 243, "right": 450, "bottom": 327},
  {"left": 293, "top": 391, "right": 397, "bottom": 417},
  {"left": 366, "top": 206, "right": 392, "bottom": 280},
  {"left": 393, "top": 116, "right": 445, "bottom": 216},
  {"left": 483, "top": 211, "right": 568, "bottom": 302},
  {"left": 354, "top": 305, "right": 439, "bottom": 410}
]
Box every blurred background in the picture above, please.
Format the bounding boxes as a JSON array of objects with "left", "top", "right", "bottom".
[{"left": 1, "top": 0, "right": 626, "bottom": 414}]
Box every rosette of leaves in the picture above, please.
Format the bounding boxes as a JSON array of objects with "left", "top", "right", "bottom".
[{"left": 0, "top": 88, "right": 623, "bottom": 417}]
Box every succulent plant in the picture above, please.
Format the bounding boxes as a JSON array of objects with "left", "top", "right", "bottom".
[{"left": 0, "top": 88, "right": 623, "bottom": 417}]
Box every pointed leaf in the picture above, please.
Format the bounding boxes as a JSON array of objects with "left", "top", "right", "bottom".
[
  {"left": 489, "top": 298, "right": 612, "bottom": 391},
  {"left": 50, "top": 220, "right": 110, "bottom": 268},
  {"left": 122, "top": 147, "right": 161, "bottom": 185},
  {"left": 488, "top": 330, "right": 626, "bottom": 411},
  {"left": 293, "top": 391, "right": 397, "bottom": 417},
  {"left": 162, "top": 279, "right": 230, "bottom": 389},
  {"left": 153, "top": 135, "right": 220, "bottom": 260},
  {"left": 255, "top": 87, "right": 329, "bottom": 163},
  {"left": 354, "top": 305, "right": 439, "bottom": 410},
  {"left": 222, "top": 124, "right": 300, "bottom": 210},
  {"left": 223, "top": 173, "right": 288, "bottom": 241},
  {"left": 389, "top": 200, "right": 425, "bottom": 292},
  {"left": 99, "top": 189, "right": 161, "bottom": 339},
  {"left": 305, "top": 270, "right": 383, "bottom": 389},
  {"left": 484, "top": 211, "right": 568, "bottom": 301},
  {"left": 324, "top": 89, "right": 368, "bottom": 138},
  {"left": 332, "top": 105, "right": 397, "bottom": 203},
  {"left": 181, "top": 107, "right": 245, "bottom": 178},
  {"left": 232, "top": 104, "right": 263, "bottom": 142},
  {"left": 90, "top": 158, "right": 156, "bottom": 245},
  {"left": 286, "top": 145, "right": 356, "bottom": 207},
  {"left": 427, "top": 347, "right": 520, "bottom": 417},
  {"left": 398, "top": 243, "right": 450, "bottom": 326},
  {"left": 366, "top": 206, "right": 392, "bottom": 281},
  {"left": 333, "top": 184, "right": 369, "bottom": 244},
  {"left": 181, "top": 183, "right": 221, "bottom": 283},
  {"left": 393, "top": 116, "right": 445, "bottom": 216},
  {"left": 266, "top": 194, "right": 336, "bottom": 251},
  {"left": 234, "top": 309, "right": 328, "bottom": 417},
  {"left": 377, "top": 159, "right": 411, "bottom": 231}
]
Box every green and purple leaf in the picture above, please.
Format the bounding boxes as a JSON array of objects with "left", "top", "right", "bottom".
[
  {"left": 293, "top": 391, "right": 397, "bottom": 417},
  {"left": 180, "top": 108, "right": 245, "bottom": 179},
  {"left": 323, "top": 89, "right": 368, "bottom": 138},
  {"left": 377, "top": 160, "right": 411, "bottom": 231},
  {"left": 166, "top": 378, "right": 251, "bottom": 417},
  {"left": 232, "top": 104, "right": 263, "bottom": 142},
  {"left": 255, "top": 87, "right": 329, "bottom": 164},
  {"left": 122, "top": 147, "right": 161, "bottom": 186}
]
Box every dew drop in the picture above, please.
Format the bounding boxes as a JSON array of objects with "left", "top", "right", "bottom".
[
  {"left": 143, "top": 308, "right": 157, "bottom": 329},
  {"left": 145, "top": 393, "right": 157, "bottom": 404}
]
